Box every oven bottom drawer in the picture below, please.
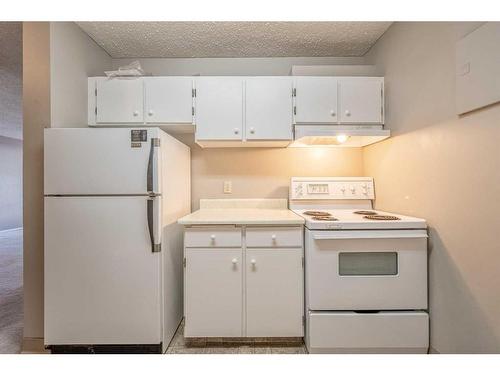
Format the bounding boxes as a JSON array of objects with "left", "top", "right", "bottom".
[{"left": 306, "top": 311, "right": 429, "bottom": 354}]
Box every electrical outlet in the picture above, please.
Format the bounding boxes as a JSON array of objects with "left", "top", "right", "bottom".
[{"left": 223, "top": 181, "right": 232, "bottom": 194}]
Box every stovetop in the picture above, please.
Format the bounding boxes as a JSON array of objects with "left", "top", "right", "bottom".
[{"left": 292, "top": 208, "right": 427, "bottom": 230}]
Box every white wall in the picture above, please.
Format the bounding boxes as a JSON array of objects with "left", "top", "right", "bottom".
[
  {"left": 50, "top": 22, "right": 112, "bottom": 127},
  {"left": 0, "top": 22, "right": 22, "bottom": 231},
  {"left": 363, "top": 22, "right": 500, "bottom": 353}
]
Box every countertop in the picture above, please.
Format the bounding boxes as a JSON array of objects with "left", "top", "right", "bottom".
[{"left": 178, "top": 199, "right": 304, "bottom": 226}]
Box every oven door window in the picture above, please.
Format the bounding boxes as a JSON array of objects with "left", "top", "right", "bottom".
[{"left": 338, "top": 252, "right": 398, "bottom": 276}]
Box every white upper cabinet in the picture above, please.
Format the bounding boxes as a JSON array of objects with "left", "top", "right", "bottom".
[
  {"left": 96, "top": 78, "right": 144, "bottom": 123},
  {"left": 294, "top": 77, "right": 338, "bottom": 124},
  {"left": 195, "top": 77, "right": 244, "bottom": 141},
  {"left": 338, "top": 77, "right": 384, "bottom": 124},
  {"left": 144, "top": 77, "right": 193, "bottom": 124},
  {"left": 245, "top": 77, "right": 293, "bottom": 141},
  {"left": 294, "top": 76, "right": 384, "bottom": 125}
]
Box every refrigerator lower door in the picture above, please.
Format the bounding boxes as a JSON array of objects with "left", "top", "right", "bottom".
[{"left": 44, "top": 196, "right": 162, "bottom": 345}]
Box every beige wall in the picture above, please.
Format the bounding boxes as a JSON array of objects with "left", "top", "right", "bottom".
[
  {"left": 363, "top": 22, "right": 500, "bottom": 353},
  {"left": 23, "top": 22, "right": 51, "bottom": 339},
  {"left": 187, "top": 142, "right": 364, "bottom": 210}
]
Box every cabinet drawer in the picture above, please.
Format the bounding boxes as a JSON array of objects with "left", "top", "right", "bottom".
[
  {"left": 246, "top": 227, "right": 302, "bottom": 248},
  {"left": 308, "top": 311, "right": 429, "bottom": 354},
  {"left": 185, "top": 227, "right": 242, "bottom": 247}
]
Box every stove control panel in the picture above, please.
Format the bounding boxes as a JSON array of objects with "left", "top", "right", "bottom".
[{"left": 290, "top": 177, "right": 375, "bottom": 200}]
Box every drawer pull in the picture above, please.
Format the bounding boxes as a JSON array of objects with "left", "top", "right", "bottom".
[
  {"left": 271, "top": 234, "right": 277, "bottom": 240},
  {"left": 251, "top": 259, "right": 256, "bottom": 266},
  {"left": 210, "top": 234, "right": 216, "bottom": 240},
  {"left": 232, "top": 258, "right": 238, "bottom": 265}
]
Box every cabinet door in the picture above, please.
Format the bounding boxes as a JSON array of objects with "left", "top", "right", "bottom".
[
  {"left": 339, "top": 78, "right": 384, "bottom": 123},
  {"left": 294, "top": 77, "right": 338, "bottom": 124},
  {"left": 245, "top": 77, "right": 293, "bottom": 140},
  {"left": 184, "top": 248, "right": 243, "bottom": 337},
  {"left": 96, "top": 78, "right": 144, "bottom": 123},
  {"left": 195, "top": 77, "right": 244, "bottom": 140},
  {"left": 144, "top": 77, "right": 193, "bottom": 123},
  {"left": 246, "top": 248, "right": 303, "bottom": 337}
]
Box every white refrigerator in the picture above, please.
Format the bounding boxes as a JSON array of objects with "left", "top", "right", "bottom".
[{"left": 44, "top": 127, "right": 190, "bottom": 353}]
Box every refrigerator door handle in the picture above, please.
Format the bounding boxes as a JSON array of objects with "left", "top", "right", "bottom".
[
  {"left": 147, "top": 197, "right": 161, "bottom": 253},
  {"left": 147, "top": 137, "right": 160, "bottom": 193}
]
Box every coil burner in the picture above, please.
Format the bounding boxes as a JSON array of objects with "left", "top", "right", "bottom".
[
  {"left": 303, "top": 211, "right": 332, "bottom": 217},
  {"left": 353, "top": 211, "right": 378, "bottom": 216},
  {"left": 363, "top": 215, "right": 401, "bottom": 221}
]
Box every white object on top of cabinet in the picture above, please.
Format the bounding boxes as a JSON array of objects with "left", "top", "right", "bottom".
[
  {"left": 245, "top": 77, "right": 293, "bottom": 141},
  {"left": 294, "top": 76, "right": 384, "bottom": 125},
  {"left": 194, "top": 77, "right": 244, "bottom": 142},
  {"left": 144, "top": 77, "right": 194, "bottom": 124}
]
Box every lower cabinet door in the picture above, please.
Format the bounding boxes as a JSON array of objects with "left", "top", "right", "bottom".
[
  {"left": 184, "top": 248, "right": 243, "bottom": 337},
  {"left": 246, "top": 248, "right": 304, "bottom": 337}
]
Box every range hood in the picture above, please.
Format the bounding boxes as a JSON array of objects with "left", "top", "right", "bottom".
[{"left": 290, "top": 125, "right": 390, "bottom": 148}]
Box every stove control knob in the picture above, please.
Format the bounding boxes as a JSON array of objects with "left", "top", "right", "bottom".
[
  {"left": 350, "top": 186, "right": 356, "bottom": 194},
  {"left": 340, "top": 186, "right": 346, "bottom": 194}
]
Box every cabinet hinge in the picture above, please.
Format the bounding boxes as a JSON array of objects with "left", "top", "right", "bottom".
[
  {"left": 292, "top": 88, "right": 296, "bottom": 97},
  {"left": 95, "top": 107, "right": 97, "bottom": 115},
  {"left": 293, "top": 106, "right": 297, "bottom": 115},
  {"left": 192, "top": 107, "right": 195, "bottom": 116},
  {"left": 183, "top": 258, "right": 186, "bottom": 268},
  {"left": 192, "top": 88, "right": 196, "bottom": 97}
]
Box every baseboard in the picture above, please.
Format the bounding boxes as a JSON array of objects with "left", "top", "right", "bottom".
[
  {"left": 21, "top": 338, "right": 49, "bottom": 354},
  {"left": 0, "top": 227, "right": 23, "bottom": 234}
]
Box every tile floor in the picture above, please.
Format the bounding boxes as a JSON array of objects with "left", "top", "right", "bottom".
[{"left": 166, "top": 321, "right": 307, "bottom": 354}]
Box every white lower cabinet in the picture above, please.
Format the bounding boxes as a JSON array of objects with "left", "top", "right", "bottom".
[
  {"left": 246, "top": 248, "right": 303, "bottom": 337},
  {"left": 184, "top": 226, "right": 304, "bottom": 338},
  {"left": 184, "top": 248, "right": 243, "bottom": 337}
]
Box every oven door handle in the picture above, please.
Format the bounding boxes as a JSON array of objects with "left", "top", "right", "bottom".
[{"left": 312, "top": 231, "right": 428, "bottom": 240}]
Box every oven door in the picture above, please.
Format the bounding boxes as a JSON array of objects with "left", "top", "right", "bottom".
[{"left": 305, "top": 229, "right": 428, "bottom": 310}]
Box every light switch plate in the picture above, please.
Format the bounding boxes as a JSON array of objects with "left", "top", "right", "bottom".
[{"left": 223, "top": 181, "right": 232, "bottom": 194}]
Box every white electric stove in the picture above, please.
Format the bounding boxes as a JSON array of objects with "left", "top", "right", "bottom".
[{"left": 290, "top": 177, "right": 429, "bottom": 354}]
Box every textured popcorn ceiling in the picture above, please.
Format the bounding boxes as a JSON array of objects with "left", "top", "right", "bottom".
[
  {"left": 0, "top": 22, "right": 22, "bottom": 140},
  {"left": 77, "top": 22, "right": 392, "bottom": 58}
]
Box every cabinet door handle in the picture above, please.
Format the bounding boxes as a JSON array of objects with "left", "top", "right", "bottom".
[
  {"left": 233, "top": 128, "right": 239, "bottom": 134},
  {"left": 232, "top": 258, "right": 238, "bottom": 265},
  {"left": 133, "top": 110, "right": 139, "bottom": 117},
  {"left": 249, "top": 127, "right": 255, "bottom": 134},
  {"left": 250, "top": 259, "right": 256, "bottom": 265},
  {"left": 148, "top": 110, "right": 154, "bottom": 116},
  {"left": 345, "top": 110, "right": 351, "bottom": 117},
  {"left": 330, "top": 110, "right": 336, "bottom": 117},
  {"left": 210, "top": 234, "right": 216, "bottom": 240}
]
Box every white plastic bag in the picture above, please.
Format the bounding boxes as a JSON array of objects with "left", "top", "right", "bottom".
[{"left": 105, "top": 60, "right": 145, "bottom": 77}]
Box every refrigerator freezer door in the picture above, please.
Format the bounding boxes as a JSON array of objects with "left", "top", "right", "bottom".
[
  {"left": 44, "top": 196, "right": 162, "bottom": 345},
  {"left": 44, "top": 128, "right": 160, "bottom": 195}
]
